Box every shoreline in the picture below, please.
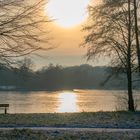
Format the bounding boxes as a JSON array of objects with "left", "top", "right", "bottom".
[
  {"left": 0, "top": 112, "right": 140, "bottom": 139},
  {"left": 0, "top": 112, "right": 140, "bottom": 129}
]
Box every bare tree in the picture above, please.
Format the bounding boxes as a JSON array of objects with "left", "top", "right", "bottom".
[
  {"left": 0, "top": 0, "right": 51, "bottom": 65},
  {"left": 127, "top": 0, "right": 135, "bottom": 111},
  {"left": 16, "top": 57, "right": 34, "bottom": 88},
  {"left": 83, "top": 0, "right": 137, "bottom": 111},
  {"left": 133, "top": 0, "right": 140, "bottom": 73}
]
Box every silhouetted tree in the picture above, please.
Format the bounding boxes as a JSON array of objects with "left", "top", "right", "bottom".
[
  {"left": 133, "top": 0, "right": 140, "bottom": 73},
  {"left": 83, "top": 0, "right": 138, "bottom": 111},
  {"left": 0, "top": 0, "right": 51, "bottom": 65},
  {"left": 127, "top": 0, "right": 135, "bottom": 111},
  {"left": 0, "top": 63, "right": 134, "bottom": 91},
  {"left": 16, "top": 58, "right": 34, "bottom": 88}
]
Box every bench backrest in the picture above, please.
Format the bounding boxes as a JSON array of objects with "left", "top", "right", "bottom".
[{"left": 0, "top": 104, "right": 9, "bottom": 107}]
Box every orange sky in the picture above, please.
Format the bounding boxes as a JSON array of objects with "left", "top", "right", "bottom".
[
  {"left": 34, "top": 23, "right": 90, "bottom": 68},
  {"left": 32, "top": 0, "right": 105, "bottom": 69},
  {"left": 34, "top": 23, "right": 108, "bottom": 69}
]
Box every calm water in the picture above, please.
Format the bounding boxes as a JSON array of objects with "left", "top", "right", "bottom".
[{"left": 0, "top": 90, "right": 140, "bottom": 113}]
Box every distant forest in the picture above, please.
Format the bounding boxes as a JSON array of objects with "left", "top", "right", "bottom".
[{"left": 0, "top": 59, "right": 139, "bottom": 91}]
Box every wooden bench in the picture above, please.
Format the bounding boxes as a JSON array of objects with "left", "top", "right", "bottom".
[{"left": 0, "top": 104, "right": 9, "bottom": 114}]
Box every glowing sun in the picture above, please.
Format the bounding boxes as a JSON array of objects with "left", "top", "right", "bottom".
[{"left": 45, "top": 0, "right": 89, "bottom": 28}]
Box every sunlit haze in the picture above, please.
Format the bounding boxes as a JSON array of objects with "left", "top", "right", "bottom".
[
  {"left": 34, "top": 0, "right": 106, "bottom": 68},
  {"left": 45, "top": 0, "right": 89, "bottom": 28}
]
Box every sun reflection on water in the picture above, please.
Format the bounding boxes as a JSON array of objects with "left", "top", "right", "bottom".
[{"left": 57, "top": 91, "right": 78, "bottom": 113}]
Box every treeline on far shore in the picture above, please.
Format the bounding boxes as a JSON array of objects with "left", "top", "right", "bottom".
[{"left": 0, "top": 59, "right": 139, "bottom": 91}]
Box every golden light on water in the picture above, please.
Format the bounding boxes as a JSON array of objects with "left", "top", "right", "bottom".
[
  {"left": 45, "top": 0, "right": 89, "bottom": 28},
  {"left": 1, "top": 90, "right": 134, "bottom": 113},
  {"left": 57, "top": 91, "right": 78, "bottom": 112}
]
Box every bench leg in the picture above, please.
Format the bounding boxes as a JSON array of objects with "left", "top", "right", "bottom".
[{"left": 4, "top": 108, "right": 7, "bottom": 114}]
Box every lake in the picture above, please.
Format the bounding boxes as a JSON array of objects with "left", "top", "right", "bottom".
[{"left": 0, "top": 90, "right": 140, "bottom": 113}]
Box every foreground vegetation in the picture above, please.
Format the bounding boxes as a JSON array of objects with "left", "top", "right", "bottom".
[
  {"left": 0, "top": 112, "right": 140, "bottom": 128},
  {"left": 0, "top": 112, "right": 140, "bottom": 139},
  {"left": 0, "top": 129, "right": 140, "bottom": 140}
]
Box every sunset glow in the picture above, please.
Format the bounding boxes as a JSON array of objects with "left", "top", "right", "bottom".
[
  {"left": 58, "top": 91, "right": 78, "bottom": 112},
  {"left": 45, "top": 0, "right": 89, "bottom": 28}
]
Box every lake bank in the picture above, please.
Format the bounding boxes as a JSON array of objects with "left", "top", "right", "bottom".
[
  {"left": 0, "top": 112, "right": 140, "bottom": 129},
  {"left": 0, "top": 128, "right": 140, "bottom": 140},
  {"left": 0, "top": 112, "right": 140, "bottom": 139}
]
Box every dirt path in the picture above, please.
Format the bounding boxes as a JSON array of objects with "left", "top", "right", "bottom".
[{"left": 0, "top": 127, "right": 140, "bottom": 132}]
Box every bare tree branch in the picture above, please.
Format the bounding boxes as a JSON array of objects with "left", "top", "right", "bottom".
[{"left": 0, "top": 0, "right": 51, "bottom": 65}]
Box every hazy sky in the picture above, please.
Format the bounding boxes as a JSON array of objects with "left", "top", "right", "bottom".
[
  {"left": 34, "top": 24, "right": 90, "bottom": 68},
  {"left": 33, "top": 0, "right": 105, "bottom": 69}
]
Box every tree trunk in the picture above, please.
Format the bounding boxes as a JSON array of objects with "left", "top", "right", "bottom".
[
  {"left": 127, "top": 68, "right": 135, "bottom": 111},
  {"left": 133, "top": 0, "right": 140, "bottom": 73},
  {"left": 127, "top": 0, "right": 135, "bottom": 112}
]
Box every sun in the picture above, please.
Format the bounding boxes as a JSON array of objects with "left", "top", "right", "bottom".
[{"left": 45, "top": 0, "right": 89, "bottom": 28}]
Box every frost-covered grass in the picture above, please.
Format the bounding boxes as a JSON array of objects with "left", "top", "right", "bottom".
[
  {"left": 0, "top": 112, "right": 140, "bottom": 128},
  {"left": 0, "top": 129, "right": 140, "bottom": 140}
]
